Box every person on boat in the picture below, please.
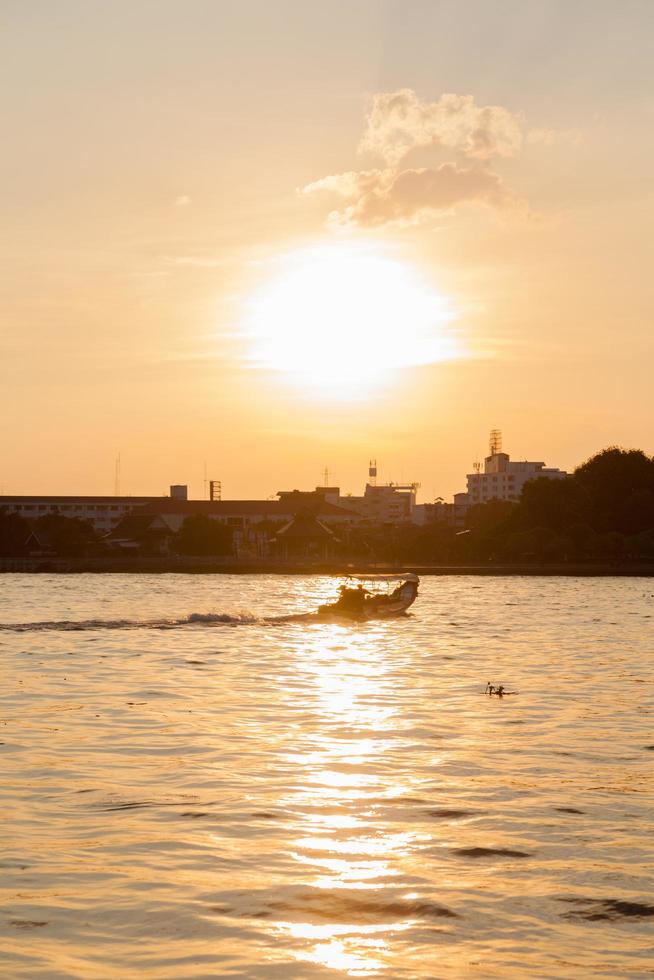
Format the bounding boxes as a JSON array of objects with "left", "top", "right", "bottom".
[{"left": 335, "top": 583, "right": 369, "bottom": 613}]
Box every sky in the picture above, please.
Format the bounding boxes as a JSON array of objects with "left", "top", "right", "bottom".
[{"left": 2, "top": 0, "right": 653, "bottom": 501}]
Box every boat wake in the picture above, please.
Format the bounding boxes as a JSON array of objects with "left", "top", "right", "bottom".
[
  {"left": 0, "top": 612, "right": 265, "bottom": 632},
  {"left": 0, "top": 609, "right": 406, "bottom": 633}
]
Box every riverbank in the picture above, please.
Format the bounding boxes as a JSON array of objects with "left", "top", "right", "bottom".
[{"left": 1, "top": 556, "right": 653, "bottom": 575}]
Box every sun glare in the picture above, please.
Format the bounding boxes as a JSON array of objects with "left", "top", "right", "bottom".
[{"left": 243, "top": 244, "right": 460, "bottom": 397}]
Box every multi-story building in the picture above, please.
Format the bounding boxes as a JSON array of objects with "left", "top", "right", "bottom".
[{"left": 452, "top": 431, "right": 567, "bottom": 510}]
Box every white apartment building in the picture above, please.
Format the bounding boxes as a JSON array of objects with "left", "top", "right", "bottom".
[{"left": 453, "top": 433, "right": 567, "bottom": 509}]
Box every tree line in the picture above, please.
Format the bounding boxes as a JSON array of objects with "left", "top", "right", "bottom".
[{"left": 0, "top": 512, "right": 233, "bottom": 558}]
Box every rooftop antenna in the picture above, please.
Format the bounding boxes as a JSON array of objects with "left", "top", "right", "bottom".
[
  {"left": 369, "top": 458, "right": 377, "bottom": 487},
  {"left": 490, "top": 429, "right": 502, "bottom": 456},
  {"left": 203, "top": 460, "right": 208, "bottom": 500},
  {"left": 322, "top": 466, "right": 330, "bottom": 487},
  {"left": 114, "top": 452, "right": 121, "bottom": 496}
]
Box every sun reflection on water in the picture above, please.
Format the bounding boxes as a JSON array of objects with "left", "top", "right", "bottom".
[
  {"left": 269, "top": 623, "right": 427, "bottom": 975},
  {"left": 293, "top": 936, "right": 388, "bottom": 976}
]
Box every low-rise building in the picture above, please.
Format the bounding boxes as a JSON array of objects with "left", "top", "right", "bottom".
[
  {"left": 120, "top": 496, "right": 362, "bottom": 559},
  {"left": 128, "top": 497, "right": 362, "bottom": 532},
  {"left": 278, "top": 482, "right": 418, "bottom": 524},
  {"left": 418, "top": 500, "right": 470, "bottom": 528},
  {"left": 0, "top": 494, "right": 165, "bottom": 533},
  {"left": 0, "top": 486, "right": 364, "bottom": 547},
  {"left": 271, "top": 513, "right": 341, "bottom": 561},
  {"left": 355, "top": 482, "right": 418, "bottom": 523}
]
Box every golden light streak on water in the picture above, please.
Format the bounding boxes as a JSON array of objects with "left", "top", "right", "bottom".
[{"left": 268, "top": 623, "right": 468, "bottom": 974}]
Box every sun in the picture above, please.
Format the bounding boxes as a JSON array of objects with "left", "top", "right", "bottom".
[{"left": 242, "top": 243, "right": 460, "bottom": 398}]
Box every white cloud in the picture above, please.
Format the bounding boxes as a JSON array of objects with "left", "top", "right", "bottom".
[
  {"left": 359, "top": 89, "right": 524, "bottom": 165},
  {"left": 300, "top": 89, "right": 559, "bottom": 229},
  {"left": 302, "top": 163, "right": 520, "bottom": 228}
]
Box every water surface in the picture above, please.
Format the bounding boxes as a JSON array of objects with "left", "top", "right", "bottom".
[{"left": 1, "top": 574, "right": 653, "bottom": 978}]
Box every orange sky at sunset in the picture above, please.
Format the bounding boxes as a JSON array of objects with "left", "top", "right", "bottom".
[{"left": 2, "top": 1, "right": 653, "bottom": 501}]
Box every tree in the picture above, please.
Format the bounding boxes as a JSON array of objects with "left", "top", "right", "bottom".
[
  {"left": 633, "top": 529, "right": 654, "bottom": 557},
  {"left": 502, "top": 526, "right": 570, "bottom": 561},
  {"left": 175, "top": 515, "right": 233, "bottom": 556},
  {"left": 0, "top": 512, "right": 29, "bottom": 556},
  {"left": 518, "top": 476, "right": 583, "bottom": 532},
  {"left": 574, "top": 448, "right": 654, "bottom": 533},
  {"left": 34, "top": 514, "right": 98, "bottom": 557},
  {"left": 618, "top": 489, "right": 654, "bottom": 535},
  {"left": 465, "top": 499, "right": 515, "bottom": 534}
]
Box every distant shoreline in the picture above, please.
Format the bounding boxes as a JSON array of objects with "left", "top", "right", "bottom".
[{"left": 1, "top": 558, "right": 653, "bottom": 576}]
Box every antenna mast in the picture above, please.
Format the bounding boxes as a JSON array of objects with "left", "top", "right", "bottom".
[{"left": 489, "top": 429, "right": 502, "bottom": 456}]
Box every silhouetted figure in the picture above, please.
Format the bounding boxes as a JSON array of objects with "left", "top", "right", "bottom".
[
  {"left": 485, "top": 682, "right": 518, "bottom": 696},
  {"left": 336, "top": 584, "right": 368, "bottom": 613}
]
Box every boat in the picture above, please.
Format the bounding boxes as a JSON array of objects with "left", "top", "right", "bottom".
[{"left": 317, "top": 573, "right": 419, "bottom": 620}]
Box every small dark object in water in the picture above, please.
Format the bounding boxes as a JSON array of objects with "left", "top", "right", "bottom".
[{"left": 485, "top": 682, "right": 518, "bottom": 697}]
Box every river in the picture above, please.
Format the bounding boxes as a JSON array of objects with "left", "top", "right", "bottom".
[{"left": 1, "top": 574, "right": 653, "bottom": 978}]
